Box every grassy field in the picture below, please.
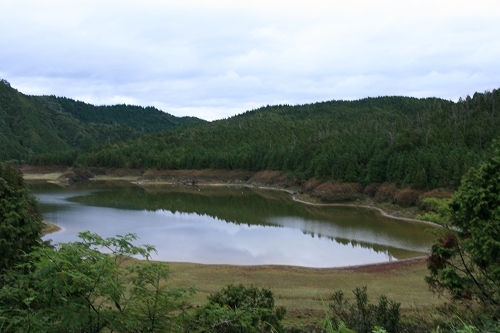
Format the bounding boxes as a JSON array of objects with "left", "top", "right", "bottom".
[{"left": 165, "top": 258, "right": 442, "bottom": 329}]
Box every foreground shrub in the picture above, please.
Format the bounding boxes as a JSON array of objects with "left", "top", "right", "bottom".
[
  {"left": 188, "top": 284, "right": 286, "bottom": 333},
  {"left": 0, "top": 232, "right": 195, "bottom": 332},
  {"left": 328, "top": 286, "right": 401, "bottom": 333},
  {"left": 426, "top": 142, "right": 500, "bottom": 313}
]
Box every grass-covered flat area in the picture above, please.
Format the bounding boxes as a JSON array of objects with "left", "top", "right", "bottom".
[{"left": 166, "top": 258, "right": 439, "bottom": 328}]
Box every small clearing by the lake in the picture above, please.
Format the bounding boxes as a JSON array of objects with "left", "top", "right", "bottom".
[{"left": 42, "top": 221, "right": 61, "bottom": 236}]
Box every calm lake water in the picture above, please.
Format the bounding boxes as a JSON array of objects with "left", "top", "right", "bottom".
[{"left": 29, "top": 181, "right": 436, "bottom": 268}]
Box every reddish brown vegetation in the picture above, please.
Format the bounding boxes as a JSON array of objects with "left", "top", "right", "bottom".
[
  {"left": 393, "top": 188, "right": 423, "bottom": 207},
  {"left": 141, "top": 169, "right": 255, "bottom": 184},
  {"left": 374, "top": 183, "right": 397, "bottom": 202},
  {"left": 250, "top": 171, "right": 299, "bottom": 187},
  {"left": 363, "top": 183, "right": 380, "bottom": 197},
  {"left": 302, "top": 179, "right": 321, "bottom": 192},
  {"left": 311, "top": 182, "right": 363, "bottom": 202}
]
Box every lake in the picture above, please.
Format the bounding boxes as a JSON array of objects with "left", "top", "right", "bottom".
[{"left": 29, "top": 181, "right": 436, "bottom": 268}]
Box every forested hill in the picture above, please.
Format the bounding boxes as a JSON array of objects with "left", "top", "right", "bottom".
[
  {"left": 70, "top": 88, "right": 500, "bottom": 189},
  {"left": 32, "top": 96, "right": 203, "bottom": 133},
  {"left": 0, "top": 79, "right": 205, "bottom": 162}
]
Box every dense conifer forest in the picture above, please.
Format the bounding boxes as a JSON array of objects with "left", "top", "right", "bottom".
[
  {"left": 2, "top": 78, "right": 500, "bottom": 190},
  {"left": 74, "top": 89, "right": 499, "bottom": 189},
  {"left": 0, "top": 79, "right": 205, "bottom": 162}
]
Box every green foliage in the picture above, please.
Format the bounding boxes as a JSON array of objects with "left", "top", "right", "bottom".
[
  {"left": 0, "top": 232, "right": 194, "bottom": 332},
  {"left": 426, "top": 141, "right": 500, "bottom": 316},
  {"left": 0, "top": 82, "right": 204, "bottom": 163},
  {"left": 74, "top": 89, "right": 500, "bottom": 189},
  {"left": 328, "top": 286, "right": 401, "bottom": 333},
  {"left": 416, "top": 197, "right": 452, "bottom": 225},
  {"left": 188, "top": 284, "right": 286, "bottom": 333},
  {"left": 0, "top": 163, "right": 42, "bottom": 272}
]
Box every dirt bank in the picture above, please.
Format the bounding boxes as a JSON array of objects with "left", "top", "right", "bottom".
[{"left": 22, "top": 166, "right": 448, "bottom": 224}]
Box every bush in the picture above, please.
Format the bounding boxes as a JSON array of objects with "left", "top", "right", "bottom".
[
  {"left": 374, "top": 183, "right": 397, "bottom": 202},
  {"left": 312, "top": 182, "right": 363, "bottom": 202},
  {"left": 0, "top": 232, "right": 195, "bottom": 332},
  {"left": 393, "top": 188, "right": 422, "bottom": 207},
  {"left": 363, "top": 183, "right": 381, "bottom": 197},
  {"left": 188, "top": 284, "right": 286, "bottom": 333},
  {"left": 329, "top": 286, "right": 401, "bottom": 333}
]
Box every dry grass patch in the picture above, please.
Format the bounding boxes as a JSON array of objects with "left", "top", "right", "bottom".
[{"left": 166, "top": 258, "right": 442, "bottom": 328}]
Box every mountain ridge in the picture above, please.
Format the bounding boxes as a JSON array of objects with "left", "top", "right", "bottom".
[{"left": 0, "top": 79, "right": 205, "bottom": 161}]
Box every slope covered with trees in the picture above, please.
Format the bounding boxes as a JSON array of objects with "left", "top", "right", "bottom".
[
  {"left": 0, "top": 79, "right": 205, "bottom": 163},
  {"left": 33, "top": 95, "right": 203, "bottom": 133},
  {"left": 72, "top": 88, "right": 500, "bottom": 189}
]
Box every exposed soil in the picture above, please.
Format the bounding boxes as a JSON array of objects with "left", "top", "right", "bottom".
[
  {"left": 192, "top": 256, "right": 428, "bottom": 275},
  {"left": 338, "top": 256, "right": 427, "bottom": 273}
]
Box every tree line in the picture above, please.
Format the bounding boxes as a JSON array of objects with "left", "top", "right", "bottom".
[
  {"left": 0, "top": 80, "right": 204, "bottom": 162},
  {"left": 60, "top": 89, "right": 500, "bottom": 190}
]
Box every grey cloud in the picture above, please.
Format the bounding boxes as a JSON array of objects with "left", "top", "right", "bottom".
[{"left": 1, "top": 1, "right": 499, "bottom": 121}]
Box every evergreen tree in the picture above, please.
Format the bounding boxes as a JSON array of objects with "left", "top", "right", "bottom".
[
  {"left": 426, "top": 141, "right": 500, "bottom": 314},
  {"left": 0, "top": 163, "right": 43, "bottom": 272}
]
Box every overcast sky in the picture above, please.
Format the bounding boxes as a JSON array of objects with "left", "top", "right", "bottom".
[{"left": 1, "top": 0, "right": 499, "bottom": 121}]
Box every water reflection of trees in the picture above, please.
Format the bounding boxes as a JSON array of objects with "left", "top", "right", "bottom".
[
  {"left": 58, "top": 182, "right": 432, "bottom": 257},
  {"left": 301, "top": 230, "right": 424, "bottom": 259},
  {"left": 66, "top": 183, "right": 304, "bottom": 227}
]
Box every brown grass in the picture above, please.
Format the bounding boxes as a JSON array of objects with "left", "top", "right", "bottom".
[
  {"left": 363, "top": 183, "right": 380, "bottom": 197},
  {"left": 141, "top": 169, "right": 255, "bottom": 183},
  {"left": 166, "top": 258, "right": 441, "bottom": 329},
  {"left": 250, "top": 171, "right": 299, "bottom": 187},
  {"left": 394, "top": 188, "right": 423, "bottom": 207},
  {"left": 302, "top": 179, "right": 321, "bottom": 192},
  {"left": 312, "top": 182, "right": 363, "bottom": 202},
  {"left": 374, "top": 183, "right": 397, "bottom": 202}
]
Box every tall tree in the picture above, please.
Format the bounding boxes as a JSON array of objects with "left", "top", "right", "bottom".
[
  {"left": 0, "top": 232, "right": 194, "bottom": 332},
  {"left": 426, "top": 141, "right": 500, "bottom": 314},
  {"left": 0, "top": 163, "right": 43, "bottom": 272}
]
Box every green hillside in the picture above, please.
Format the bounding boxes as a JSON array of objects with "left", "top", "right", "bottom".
[
  {"left": 0, "top": 80, "right": 205, "bottom": 162},
  {"left": 33, "top": 96, "right": 202, "bottom": 133},
  {"left": 71, "top": 88, "right": 500, "bottom": 189},
  {"left": 9, "top": 76, "right": 499, "bottom": 190}
]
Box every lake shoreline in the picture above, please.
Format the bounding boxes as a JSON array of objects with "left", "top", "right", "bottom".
[
  {"left": 32, "top": 172, "right": 438, "bottom": 270},
  {"left": 28, "top": 171, "right": 440, "bottom": 328},
  {"left": 28, "top": 169, "right": 443, "bottom": 235},
  {"left": 41, "top": 221, "right": 62, "bottom": 236}
]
